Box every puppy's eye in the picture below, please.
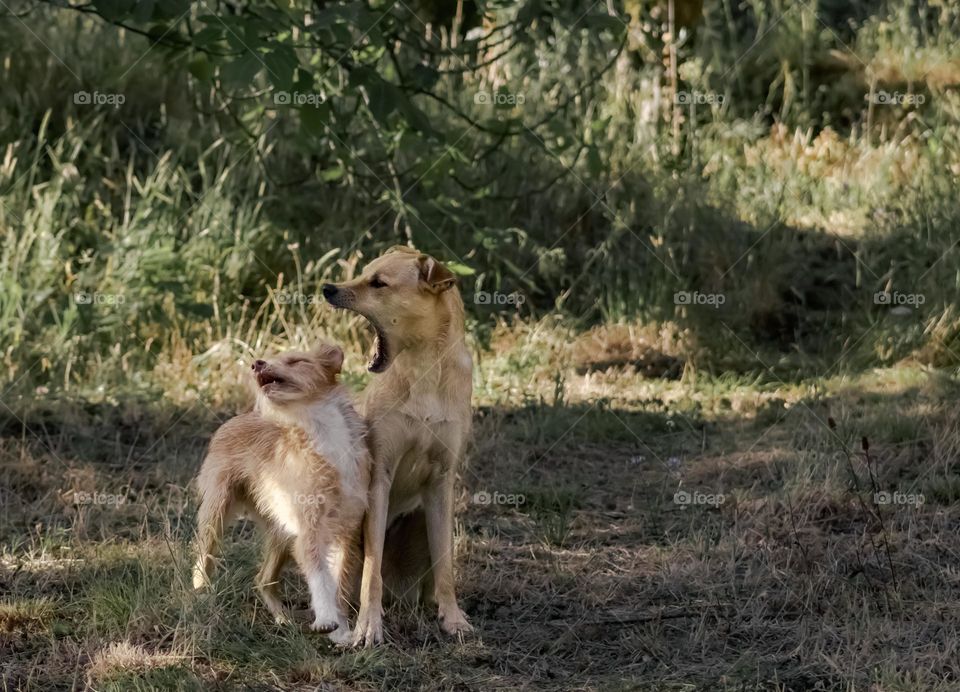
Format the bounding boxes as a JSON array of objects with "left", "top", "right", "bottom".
[
  {"left": 369, "top": 276, "right": 388, "bottom": 289},
  {"left": 287, "top": 358, "right": 305, "bottom": 365}
]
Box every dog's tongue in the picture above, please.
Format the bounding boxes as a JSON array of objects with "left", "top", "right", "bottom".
[{"left": 368, "top": 328, "right": 390, "bottom": 373}]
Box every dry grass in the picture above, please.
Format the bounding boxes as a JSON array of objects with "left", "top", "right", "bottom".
[{"left": 2, "top": 325, "right": 960, "bottom": 690}]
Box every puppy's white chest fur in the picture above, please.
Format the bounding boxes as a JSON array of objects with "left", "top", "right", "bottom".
[{"left": 300, "top": 398, "right": 364, "bottom": 500}]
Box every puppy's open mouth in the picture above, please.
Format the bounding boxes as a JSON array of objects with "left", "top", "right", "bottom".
[
  {"left": 256, "top": 372, "right": 286, "bottom": 388},
  {"left": 368, "top": 323, "right": 391, "bottom": 373}
]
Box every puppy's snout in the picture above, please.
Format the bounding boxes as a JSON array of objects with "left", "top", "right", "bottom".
[
  {"left": 322, "top": 284, "right": 338, "bottom": 301},
  {"left": 252, "top": 359, "right": 267, "bottom": 372}
]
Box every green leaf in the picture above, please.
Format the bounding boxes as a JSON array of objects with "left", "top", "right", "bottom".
[
  {"left": 587, "top": 145, "right": 603, "bottom": 177},
  {"left": 192, "top": 26, "right": 225, "bottom": 47},
  {"left": 264, "top": 45, "right": 298, "bottom": 92},
  {"left": 132, "top": 0, "right": 155, "bottom": 23},
  {"left": 220, "top": 52, "right": 263, "bottom": 89},
  {"left": 397, "top": 94, "right": 432, "bottom": 134},
  {"left": 188, "top": 55, "right": 215, "bottom": 82},
  {"left": 320, "top": 166, "right": 345, "bottom": 182},
  {"left": 584, "top": 13, "right": 627, "bottom": 36},
  {"left": 153, "top": 0, "right": 189, "bottom": 20},
  {"left": 409, "top": 64, "right": 439, "bottom": 91},
  {"left": 300, "top": 103, "right": 330, "bottom": 137},
  {"left": 446, "top": 262, "right": 475, "bottom": 276},
  {"left": 94, "top": 0, "right": 136, "bottom": 22}
]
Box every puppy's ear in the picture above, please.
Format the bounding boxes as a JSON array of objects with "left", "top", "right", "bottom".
[
  {"left": 418, "top": 254, "right": 456, "bottom": 294},
  {"left": 313, "top": 344, "right": 344, "bottom": 374}
]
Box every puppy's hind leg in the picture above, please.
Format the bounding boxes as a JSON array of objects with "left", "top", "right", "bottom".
[
  {"left": 192, "top": 483, "right": 233, "bottom": 590},
  {"left": 256, "top": 532, "right": 293, "bottom": 624}
]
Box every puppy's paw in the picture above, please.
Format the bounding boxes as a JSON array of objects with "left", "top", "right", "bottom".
[
  {"left": 438, "top": 605, "right": 473, "bottom": 637},
  {"left": 351, "top": 611, "right": 384, "bottom": 648},
  {"left": 328, "top": 625, "right": 352, "bottom": 647}
]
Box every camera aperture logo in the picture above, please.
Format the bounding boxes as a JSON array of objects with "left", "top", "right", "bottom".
[
  {"left": 472, "top": 490, "right": 526, "bottom": 508},
  {"left": 674, "top": 489, "right": 725, "bottom": 509}
]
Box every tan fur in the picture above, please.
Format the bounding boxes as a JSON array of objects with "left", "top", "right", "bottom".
[
  {"left": 323, "top": 246, "right": 473, "bottom": 646},
  {"left": 192, "top": 343, "right": 370, "bottom": 646}
]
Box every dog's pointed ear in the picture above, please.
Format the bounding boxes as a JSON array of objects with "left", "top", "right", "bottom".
[
  {"left": 313, "top": 344, "right": 344, "bottom": 374},
  {"left": 418, "top": 254, "right": 456, "bottom": 293}
]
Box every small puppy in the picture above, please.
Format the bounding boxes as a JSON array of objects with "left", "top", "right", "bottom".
[{"left": 192, "top": 344, "right": 369, "bottom": 645}]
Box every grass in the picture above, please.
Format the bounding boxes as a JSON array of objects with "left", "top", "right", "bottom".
[
  {"left": 3, "top": 0, "right": 960, "bottom": 688},
  {"left": 3, "top": 324, "right": 960, "bottom": 690}
]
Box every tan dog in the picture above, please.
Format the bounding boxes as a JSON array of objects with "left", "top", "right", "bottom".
[
  {"left": 192, "top": 344, "right": 369, "bottom": 645},
  {"left": 322, "top": 246, "right": 473, "bottom": 646}
]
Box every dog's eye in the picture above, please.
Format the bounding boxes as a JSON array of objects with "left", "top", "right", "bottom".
[
  {"left": 369, "top": 276, "right": 388, "bottom": 289},
  {"left": 287, "top": 358, "right": 305, "bottom": 365}
]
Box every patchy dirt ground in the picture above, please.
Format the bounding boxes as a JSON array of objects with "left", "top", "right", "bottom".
[{"left": 3, "top": 358, "right": 960, "bottom": 690}]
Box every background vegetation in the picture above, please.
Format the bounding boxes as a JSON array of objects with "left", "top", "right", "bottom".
[{"left": 3, "top": 0, "right": 960, "bottom": 689}]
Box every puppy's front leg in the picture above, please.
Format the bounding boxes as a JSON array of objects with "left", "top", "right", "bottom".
[
  {"left": 353, "top": 466, "right": 390, "bottom": 647},
  {"left": 423, "top": 462, "right": 473, "bottom": 636}
]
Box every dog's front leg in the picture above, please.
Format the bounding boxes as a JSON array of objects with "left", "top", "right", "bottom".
[
  {"left": 353, "top": 465, "right": 390, "bottom": 647},
  {"left": 423, "top": 460, "right": 473, "bottom": 636}
]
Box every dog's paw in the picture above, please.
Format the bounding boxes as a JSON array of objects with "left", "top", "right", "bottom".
[
  {"left": 438, "top": 605, "right": 474, "bottom": 637},
  {"left": 351, "top": 611, "right": 384, "bottom": 648},
  {"left": 310, "top": 619, "right": 340, "bottom": 634}
]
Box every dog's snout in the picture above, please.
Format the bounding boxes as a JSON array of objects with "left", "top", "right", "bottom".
[
  {"left": 322, "top": 283, "right": 338, "bottom": 301},
  {"left": 252, "top": 359, "right": 266, "bottom": 372}
]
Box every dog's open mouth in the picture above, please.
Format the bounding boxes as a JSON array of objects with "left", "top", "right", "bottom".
[
  {"left": 368, "top": 323, "right": 391, "bottom": 373},
  {"left": 256, "top": 372, "right": 286, "bottom": 388}
]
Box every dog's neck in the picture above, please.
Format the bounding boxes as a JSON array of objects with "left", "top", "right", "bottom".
[{"left": 368, "top": 289, "right": 472, "bottom": 422}]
